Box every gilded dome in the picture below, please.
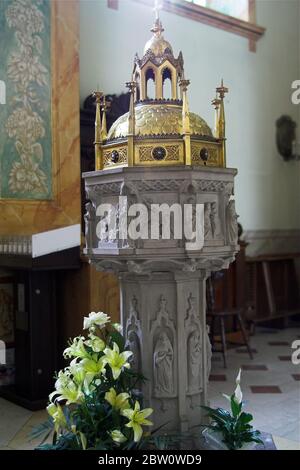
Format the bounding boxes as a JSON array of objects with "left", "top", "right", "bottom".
[
  {"left": 143, "top": 34, "right": 173, "bottom": 56},
  {"left": 107, "top": 104, "right": 213, "bottom": 140}
]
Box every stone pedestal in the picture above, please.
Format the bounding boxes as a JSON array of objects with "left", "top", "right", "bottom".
[
  {"left": 120, "top": 270, "right": 210, "bottom": 432},
  {"left": 83, "top": 165, "right": 238, "bottom": 432}
]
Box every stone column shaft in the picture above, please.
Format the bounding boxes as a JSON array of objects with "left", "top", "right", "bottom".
[{"left": 120, "top": 270, "right": 211, "bottom": 432}]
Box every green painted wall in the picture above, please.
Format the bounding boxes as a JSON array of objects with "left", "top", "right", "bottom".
[{"left": 0, "top": 0, "right": 52, "bottom": 200}]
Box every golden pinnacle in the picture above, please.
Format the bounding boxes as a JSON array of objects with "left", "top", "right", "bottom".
[{"left": 216, "top": 79, "right": 228, "bottom": 99}]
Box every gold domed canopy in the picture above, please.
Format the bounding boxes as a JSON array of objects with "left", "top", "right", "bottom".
[
  {"left": 107, "top": 104, "right": 212, "bottom": 140},
  {"left": 143, "top": 35, "right": 173, "bottom": 56},
  {"left": 93, "top": 8, "right": 228, "bottom": 170}
]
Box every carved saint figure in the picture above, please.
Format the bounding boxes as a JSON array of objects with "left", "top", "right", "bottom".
[
  {"left": 127, "top": 330, "right": 141, "bottom": 373},
  {"left": 204, "top": 203, "right": 213, "bottom": 239},
  {"left": 185, "top": 196, "right": 197, "bottom": 235},
  {"left": 107, "top": 205, "right": 118, "bottom": 243},
  {"left": 188, "top": 329, "right": 202, "bottom": 391},
  {"left": 227, "top": 200, "right": 238, "bottom": 245},
  {"left": 126, "top": 295, "right": 141, "bottom": 373},
  {"left": 118, "top": 188, "right": 138, "bottom": 248},
  {"left": 84, "top": 201, "right": 96, "bottom": 249},
  {"left": 98, "top": 204, "right": 119, "bottom": 245},
  {"left": 129, "top": 295, "right": 138, "bottom": 318},
  {"left": 153, "top": 332, "right": 174, "bottom": 396},
  {"left": 210, "top": 202, "right": 222, "bottom": 239}
]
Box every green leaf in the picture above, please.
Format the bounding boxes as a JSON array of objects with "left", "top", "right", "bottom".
[
  {"left": 29, "top": 418, "right": 53, "bottom": 442},
  {"left": 93, "top": 441, "right": 110, "bottom": 450},
  {"left": 238, "top": 412, "right": 253, "bottom": 425},
  {"left": 108, "top": 330, "right": 125, "bottom": 351},
  {"left": 36, "top": 443, "right": 57, "bottom": 450},
  {"left": 202, "top": 406, "right": 231, "bottom": 422},
  {"left": 230, "top": 395, "right": 241, "bottom": 418}
]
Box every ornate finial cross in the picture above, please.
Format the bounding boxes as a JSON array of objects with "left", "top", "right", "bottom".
[
  {"left": 151, "top": 0, "right": 164, "bottom": 34},
  {"left": 216, "top": 79, "right": 228, "bottom": 99}
]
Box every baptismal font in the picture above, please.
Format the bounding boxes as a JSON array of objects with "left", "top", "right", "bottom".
[{"left": 83, "top": 7, "right": 238, "bottom": 433}]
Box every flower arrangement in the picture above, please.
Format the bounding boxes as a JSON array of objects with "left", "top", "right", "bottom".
[
  {"left": 202, "top": 369, "right": 263, "bottom": 450},
  {"left": 39, "top": 312, "right": 153, "bottom": 450}
]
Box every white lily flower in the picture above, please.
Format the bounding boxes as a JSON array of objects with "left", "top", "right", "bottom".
[
  {"left": 83, "top": 311, "right": 110, "bottom": 330},
  {"left": 233, "top": 368, "right": 243, "bottom": 405}
]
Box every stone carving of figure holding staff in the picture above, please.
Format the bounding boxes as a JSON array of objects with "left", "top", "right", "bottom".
[
  {"left": 227, "top": 200, "right": 239, "bottom": 245},
  {"left": 211, "top": 202, "right": 222, "bottom": 239},
  {"left": 154, "top": 332, "right": 174, "bottom": 396},
  {"left": 204, "top": 203, "right": 213, "bottom": 239},
  {"left": 84, "top": 201, "right": 96, "bottom": 249},
  {"left": 188, "top": 329, "right": 202, "bottom": 391},
  {"left": 126, "top": 295, "right": 141, "bottom": 373},
  {"left": 127, "top": 331, "right": 140, "bottom": 373}
]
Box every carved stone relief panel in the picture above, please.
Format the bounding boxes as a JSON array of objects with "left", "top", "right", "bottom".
[
  {"left": 153, "top": 331, "right": 174, "bottom": 396},
  {"left": 184, "top": 292, "right": 203, "bottom": 394},
  {"left": 200, "top": 190, "right": 225, "bottom": 243},
  {"left": 139, "top": 192, "right": 181, "bottom": 249},
  {"left": 96, "top": 195, "right": 120, "bottom": 248},
  {"left": 210, "top": 202, "right": 222, "bottom": 239},
  {"left": 204, "top": 203, "right": 213, "bottom": 240},
  {"left": 118, "top": 183, "right": 139, "bottom": 249},
  {"left": 125, "top": 294, "right": 142, "bottom": 374},
  {"left": 226, "top": 199, "right": 239, "bottom": 245},
  {"left": 84, "top": 200, "right": 97, "bottom": 252},
  {"left": 151, "top": 295, "right": 177, "bottom": 398}
]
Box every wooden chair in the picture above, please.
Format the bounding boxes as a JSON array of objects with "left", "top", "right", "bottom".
[{"left": 206, "top": 272, "right": 253, "bottom": 368}]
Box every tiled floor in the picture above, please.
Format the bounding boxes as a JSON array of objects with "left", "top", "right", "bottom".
[
  {"left": 0, "top": 327, "right": 299, "bottom": 450},
  {"left": 209, "top": 326, "right": 300, "bottom": 448},
  {"left": 0, "top": 399, "right": 48, "bottom": 450}
]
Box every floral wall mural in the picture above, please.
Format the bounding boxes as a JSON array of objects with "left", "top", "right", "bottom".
[{"left": 0, "top": 0, "right": 52, "bottom": 199}]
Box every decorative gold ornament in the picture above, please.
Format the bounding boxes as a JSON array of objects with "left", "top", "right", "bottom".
[
  {"left": 93, "top": 90, "right": 103, "bottom": 170},
  {"left": 94, "top": 5, "right": 229, "bottom": 170},
  {"left": 101, "top": 96, "right": 108, "bottom": 141},
  {"left": 211, "top": 95, "right": 221, "bottom": 138},
  {"left": 103, "top": 145, "right": 128, "bottom": 167},
  {"left": 216, "top": 79, "right": 229, "bottom": 166},
  {"left": 191, "top": 143, "right": 220, "bottom": 167}
]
